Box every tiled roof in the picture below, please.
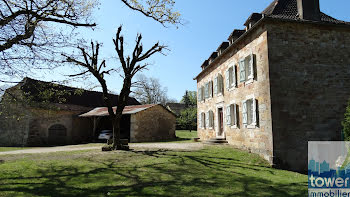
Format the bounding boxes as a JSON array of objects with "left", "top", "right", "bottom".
[
  {"left": 262, "top": 0, "right": 349, "bottom": 24},
  {"left": 8, "top": 77, "right": 140, "bottom": 108}
]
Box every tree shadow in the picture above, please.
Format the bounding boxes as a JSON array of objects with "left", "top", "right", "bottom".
[{"left": 0, "top": 148, "right": 308, "bottom": 197}]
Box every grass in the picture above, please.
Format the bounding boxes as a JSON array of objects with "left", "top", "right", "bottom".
[
  {"left": 175, "top": 130, "right": 198, "bottom": 139},
  {"left": 0, "top": 145, "right": 307, "bottom": 197}
]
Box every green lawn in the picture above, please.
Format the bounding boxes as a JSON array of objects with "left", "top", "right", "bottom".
[
  {"left": 0, "top": 145, "right": 307, "bottom": 196},
  {"left": 175, "top": 130, "right": 198, "bottom": 139}
]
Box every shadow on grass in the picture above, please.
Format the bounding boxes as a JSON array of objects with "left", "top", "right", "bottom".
[{"left": 0, "top": 148, "right": 307, "bottom": 197}]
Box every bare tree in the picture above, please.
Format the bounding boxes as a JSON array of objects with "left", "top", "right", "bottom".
[
  {"left": 64, "top": 26, "right": 166, "bottom": 149},
  {"left": 132, "top": 74, "right": 174, "bottom": 105},
  {"left": 121, "top": 0, "right": 182, "bottom": 27},
  {"left": 0, "top": 0, "right": 97, "bottom": 81}
]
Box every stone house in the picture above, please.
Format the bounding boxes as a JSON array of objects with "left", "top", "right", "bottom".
[
  {"left": 194, "top": 0, "right": 350, "bottom": 172},
  {"left": 79, "top": 104, "right": 176, "bottom": 142},
  {"left": 0, "top": 77, "right": 140, "bottom": 146}
]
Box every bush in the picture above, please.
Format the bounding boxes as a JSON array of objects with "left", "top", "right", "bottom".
[{"left": 342, "top": 99, "right": 350, "bottom": 141}]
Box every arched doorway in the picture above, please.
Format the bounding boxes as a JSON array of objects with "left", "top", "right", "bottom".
[{"left": 48, "top": 124, "right": 67, "bottom": 145}]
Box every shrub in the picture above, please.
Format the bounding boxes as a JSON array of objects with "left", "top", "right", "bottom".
[{"left": 342, "top": 99, "right": 350, "bottom": 141}]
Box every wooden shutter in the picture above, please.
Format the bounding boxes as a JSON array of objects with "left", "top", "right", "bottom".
[
  {"left": 232, "top": 66, "right": 237, "bottom": 87},
  {"left": 210, "top": 111, "right": 214, "bottom": 127},
  {"left": 198, "top": 87, "right": 202, "bottom": 102},
  {"left": 233, "top": 104, "right": 238, "bottom": 126},
  {"left": 214, "top": 77, "right": 218, "bottom": 95},
  {"left": 248, "top": 53, "right": 254, "bottom": 80},
  {"left": 205, "top": 83, "right": 209, "bottom": 99},
  {"left": 242, "top": 101, "right": 248, "bottom": 125},
  {"left": 226, "top": 106, "right": 231, "bottom": 125},
  {"left": 201, "top": 113, "right": 205, "bottom": 128},
  {"left": 239, "top": 60, "right": 246, "bottom": 82},
  {"left": 252, "top": 99, "right": 257, "bottom": 126},
  {"left": 219, "top": 74, "right": 223, "bottom": 93},
  {"left": 209, "top": 81, "right": 213, "bottom": 98},
  {"left": 201, "top": 87, "right": 204, "bottom": 101},
  {"left": 206, "top": 112, "right": 209, "bottom": 128},
  {"left": 225, "top": 70, "right": 230, "bottom": 90}
]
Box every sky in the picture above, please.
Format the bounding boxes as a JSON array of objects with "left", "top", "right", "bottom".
[{"left": 3, "top": 0, "right": 350, "bottom": 101}]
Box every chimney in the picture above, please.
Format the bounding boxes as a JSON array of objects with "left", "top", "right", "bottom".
[{"left": 297, "top": 0, "right": 321, "bottom": 21}]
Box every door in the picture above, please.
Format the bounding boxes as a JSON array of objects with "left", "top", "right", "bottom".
[{"left": 217, "top": 108, "right": 224, "bottom": 138}]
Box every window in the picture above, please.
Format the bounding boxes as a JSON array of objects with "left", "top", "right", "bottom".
[
  {"left": 239, "top": 53, "right": 255, "bottom": 83},
  {"left": 209, "top": 81, "right": 213, "bottom": 98},
  {"left": 214, "top": 74, "right": 224, "bottom": 95},
  {"left": 198, "top": 86, "right": 205, "bottom": 102},
  {"left": 199, "top": 112, "right": 206, "bottom": 129},
  {"left": 242, "top": 98, "right": 258, "bottom": 128},
  {"left": 208, "top": 110, "right": 214, "bottom": 129},
  {"left": 226, "top": 104, "right": 238, "bottom": 127},
  {"left": 225, "top": 66, "right": 237, "bottom": 90}
]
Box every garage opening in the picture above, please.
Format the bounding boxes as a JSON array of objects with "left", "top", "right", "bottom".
[{"left": 48, "top": 124, "right": 67, "bottom": 145}]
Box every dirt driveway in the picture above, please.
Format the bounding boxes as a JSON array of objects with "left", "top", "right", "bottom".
[{"left": 0, "top": 142, "right": 204, "bottom": 155}]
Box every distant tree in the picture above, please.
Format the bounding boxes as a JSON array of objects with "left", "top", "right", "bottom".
[
  {"left": 343, "top": 99, "right": 350, "bottom": 141},
  {"left": 180, "top": 91, "right": 197, "bottom": 107},
  {"left": 132, "top": 74, "right": 175, "bottom": 105},
  {"left": 64, "top": 26, "right": 167, "bottom": 149},
  {"left": 177, "top": 107, "right": 197, "bottom": 132}
]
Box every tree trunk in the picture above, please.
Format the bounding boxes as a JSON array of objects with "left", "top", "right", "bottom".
[{"left": 112, "top": 115, "right": 122, "bottom": 149}]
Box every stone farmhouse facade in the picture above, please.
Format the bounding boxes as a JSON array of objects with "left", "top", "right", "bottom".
[
  {"left": 0, "top": 77, "right": 140, "bottom": 146},
  {"left": 195, "top": 0, "right": 350, "bottom": 172}
]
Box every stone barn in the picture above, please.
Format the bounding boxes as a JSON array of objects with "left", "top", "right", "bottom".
[
  {"left": 195, "top": 0, "right": 350, "bottom": 172},
  {"left": 79, "top": 104, "right": 176, "bottom": 142},
  {"left": 0, "top": 77, "right": 140, "bottom": 146}
]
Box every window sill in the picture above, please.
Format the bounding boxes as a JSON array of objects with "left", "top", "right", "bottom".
[
  {"left": 230, "top": 125, "right": 238, "bottom": 129},
  {"left": 228, "top": 87, "right": 237, "bottom": 92},
  {"left": 245, "top": 78, "right": 254, "bottom": 85},
  {"left": 216, "top": 93, "right": 223, "bottom": 97},
  {"left": 244, "top": 124, "right": 257, "bottom": 129},
  {"left": 208, "top": 127, "right": 214, "bottom": 130}
]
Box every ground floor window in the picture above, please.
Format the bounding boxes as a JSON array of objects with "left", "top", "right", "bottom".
[{"left": 242, "top": 98, "right": 257, "bottom": 128}]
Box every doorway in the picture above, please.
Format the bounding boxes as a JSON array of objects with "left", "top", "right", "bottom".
[{"left": 217, "top": 108, "right": 224, "bottom": 138}]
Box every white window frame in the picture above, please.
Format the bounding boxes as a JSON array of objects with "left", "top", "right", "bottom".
[
  {"left": 226, "top": 65, "right": 237, "bottom": 91},
  {"left": 239, "top": 53, "right": 255, "bottom": 85},
  {"left": 242, "top": 95, "right": 258, "bottom": 129}
]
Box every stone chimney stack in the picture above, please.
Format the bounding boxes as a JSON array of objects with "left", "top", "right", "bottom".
[{"left": 297, "top": 0, "right": 321, "bottom": 21}]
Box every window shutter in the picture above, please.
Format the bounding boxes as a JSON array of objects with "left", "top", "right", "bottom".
[
  {"left": 214, "top": 77, "right": 218, "bottom": 95},
  {"left": 248, "top": 53, "right": 254, "bottom": 80},
  {"left": 198, "top": 87, "right": 202, "bottom": 102},
  {"left": 206, "top": 112, "right": 209, "bottom": 128},
  {"left": 239, "top": 60, "right": 246, "bottom": 82},
  {"left": 232, "top": 66, "right": 237, "bottom": 87},
  {"left": 201, "top": 113, "right": 205, "bottom": 128},
  {"left": 201, "top": 87, "right": 205, "bottom": 101},
  {"left": 252, "top": 99, "right": 257, "bottom": 126},
  {"left": 209, "top": 81, "right": 213, "bottom": 98},
  {"left": 205, "top": 83, "right": 209, "bottom": 99},
  {"left": 219, "top": 74, "right": 223, "bottom": 93},
  {"left": 198, "top": 114, "right": 201, "bottom": 128},
  {"left": 226, "top": 106, "right": 231, "bottom": 125},
  {"left": 225, "top": 70, "right": 230, "bottom": 90},
  {"left": 242, "top": 101, "right": 248, "bottom": 125},
  {"left": 233, "top": 104, "right": 238, "bottom": 126},
  {"left": 210, "top": 111, "right": 214, "bottom": 127}
]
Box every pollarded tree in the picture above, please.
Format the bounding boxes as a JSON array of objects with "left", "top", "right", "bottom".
[{"left": 64, "top": 26, "right": 167, "bottom": 149}]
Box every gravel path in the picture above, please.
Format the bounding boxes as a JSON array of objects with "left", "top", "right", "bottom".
[{"left": 0, "top": 142, "right": 204, "bottom": 155}]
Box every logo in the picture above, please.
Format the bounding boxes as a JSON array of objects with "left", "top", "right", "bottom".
[{"left": 308, "top": 142, "right": 350, "bottom": 197}]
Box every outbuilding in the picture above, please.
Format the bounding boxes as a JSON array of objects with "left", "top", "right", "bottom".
[{"left": 79, "top": 104, "right": 176, "bottom": 142}]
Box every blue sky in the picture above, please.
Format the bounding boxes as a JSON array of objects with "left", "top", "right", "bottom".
[{"left": 10, "top": 0, "right": 350, "bottom": 101}]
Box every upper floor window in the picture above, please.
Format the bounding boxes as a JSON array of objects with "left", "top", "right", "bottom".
[
  {"left": 225, "top": 66, "right": 237, "bottom": 90},
  {"left": 214, "top": 74, "right": 224, "bottom": 96},
  {"left": 226, "top": 104, "right": 238, "bottom": 128},
  {"left": 205, "top": 81, "right": 213, "bottom": 99},
  {"left": 239, "top": 53, "right": 255, "bottom": 84},
  {"left": 198, "top": 86, "right": 205, "bottom": 102},
  {"left": 242, "top": 98, "right": 258, "bottom": 128}
]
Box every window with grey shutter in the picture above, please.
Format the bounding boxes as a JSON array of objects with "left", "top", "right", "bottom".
[
  {"left": 230, "top": 104, "right": 235, "bottom": 126},
  {"left": 252, "top": 99, "right": 257, "bottom": 126},
  {"left": 247, "top": 53, "right": 254, "bottom": 80},
  {"left": 201, "top": 112, "right": 205, "bottom": 129},
  {"left": 209, "top": 81, "right": 213, "bottom": 98},
  {"left": 205, "top": 83, "right": 209, "bottom": 99},
  {"left": 242, "top": 100, "right": 248, "bottom": 125},
  {"left": 198, "top": 87, "right": 202, "bottom": 102},
  {"left": 239, "top": 60, "right": 246, "bottom": 82},
  {"left": 214, "top": 77, "right": 218, "bottom": 95},
  {"left": 225, "top": 70, "right": 230, "bottom": 90},
  {"left": 233, "top": 104, "right": 238, "bottom": 126},
  {"left": 218, "top": 74, "right": 223, "bottom": 94},
  {"left": 209, "top": 110, "right": 214, "bottom": 128},
  {"left": 201, "top": 86, "right": 205, "bottom": 101},
  {"left": 206, "top": 112, "right": 209, "bottom": 128},
  {"left": 198, "top": 113, "right": 202, "bottom": 128},
  {"left": 226, "top": 106, "right": 231, "bottom": 125},
  {"left": 232, "top": 66, "right": 237, "bottom": 87}
]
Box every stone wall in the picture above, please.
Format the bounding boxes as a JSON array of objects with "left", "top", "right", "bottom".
[
  {"left": 130, "top": 105, "right": 176, "bottom": 142},
  {"left": 267, "top": 20, "right": 350, "bottom": 172},
  {"left": 196, "top": 23, "right": 274, "bottom": 163}
]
